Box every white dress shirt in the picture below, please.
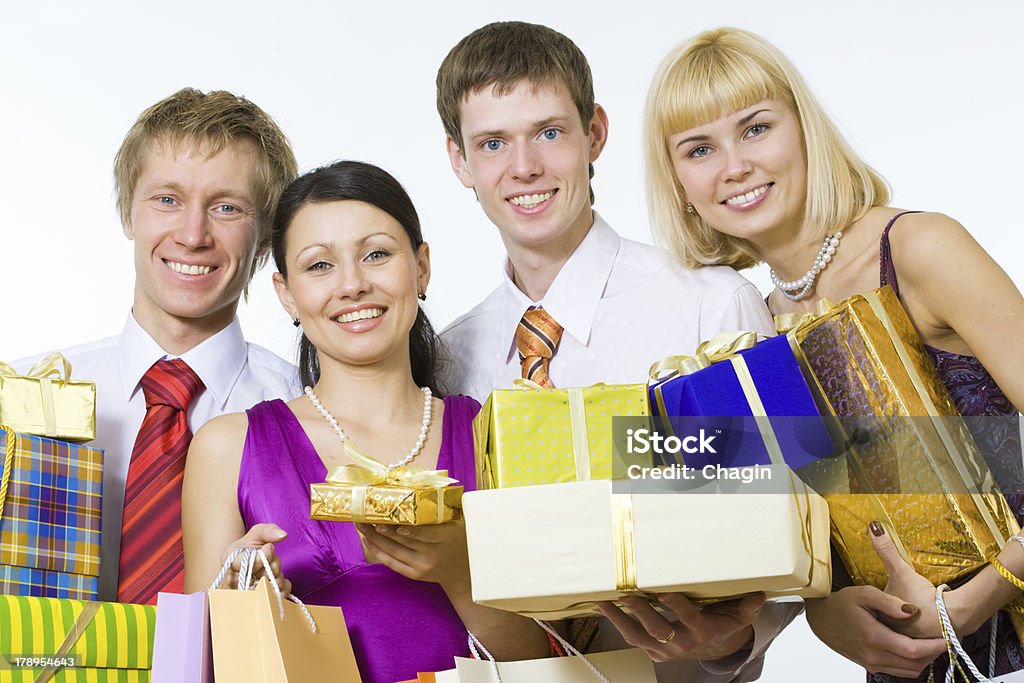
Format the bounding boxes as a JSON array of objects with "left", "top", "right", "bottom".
[
  {"left": 442, "top": 214, "right": 798, "bottom": 682},
  {"left": 15, "top": 315, "right": 301, "bottom": 600},
  {"left": 442, "top": 213, "right": 775, "bottom": 400}
]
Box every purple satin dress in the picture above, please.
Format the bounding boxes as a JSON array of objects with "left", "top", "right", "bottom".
[
  {"left": 238, "top": 395, "right": 480, "bottom": 683},
  {"left": 871, "top": 212, "right": 1024, "bottom": 682}
]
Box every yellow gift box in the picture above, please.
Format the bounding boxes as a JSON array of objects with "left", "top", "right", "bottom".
[
  {"left": 0, "top": 595, "right": 155, "bottom": 681},
  {"left": 779, "top": 286, "right": 1019, "bottom": 590},
  {"left": 463, "top": 464, "right": 830, "bottom": 620},
  {"left": 309, "top": 438, "right": 462, "bottom": 525},
  {"left": 0, "top": 353, "right": 95, "bottom": 443},
  {"left": 473, "top": 382, "right": 650, "bottom": 489}
]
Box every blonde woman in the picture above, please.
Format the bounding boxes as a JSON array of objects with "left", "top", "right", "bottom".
[{"left": 644, "top": 27, "right": 1024, "bottom": 681}]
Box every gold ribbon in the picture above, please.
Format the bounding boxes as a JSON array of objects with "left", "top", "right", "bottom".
[
  {"left": 32, "top": 601, "right": 101, "bottom": 683},
  {"left": 0, "top": 425, "right": 15, "bottom": 520},
  {"left": 0, "top": 353, "right": 75, "bottom": 438},
  {"left": 648, "top": 331, "right": 759, "bottom": 381},
  {"left": 773, "top": 299, "right": 837, "bottom": 335},
  {"left": 611, "top": 494, "right": 638, "bottom": 592},
  {"left": 512, "top": 379, "right": 594, "bottom": 482}
]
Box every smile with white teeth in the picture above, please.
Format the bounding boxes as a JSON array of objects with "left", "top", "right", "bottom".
[
  {"left": 166, "top": 260, "right": 214, "bottom": 275},
  {"left": 724, "top": 184, "right": 771, "bottom": 206},
  {"left": 509, "top": 191, "right": 554, "bottom": 208},
  {"left": 334, "top": 308, "right": 384, "bottom": 324}
]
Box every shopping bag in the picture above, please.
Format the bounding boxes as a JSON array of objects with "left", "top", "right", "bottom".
[
  {"left": 423, "top": 623, "right": 656, "bottom": 682},
  {"left": 208, "top": 548, "right": 361, "bottom": 682},
  {"left": 151, "top": 591, "right": 213, "bottom": 683}
]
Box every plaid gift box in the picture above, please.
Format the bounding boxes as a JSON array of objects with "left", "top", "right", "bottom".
[
  {"left": 0, "top": 428, "right": 102, "bottom": 599},
  {"left": 0, "top": 594, "right": 155, "bottom": 681}
]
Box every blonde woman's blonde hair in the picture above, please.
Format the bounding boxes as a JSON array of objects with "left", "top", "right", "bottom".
[{"left": 644, "top": 27, "right": 889, "bottom": 269}]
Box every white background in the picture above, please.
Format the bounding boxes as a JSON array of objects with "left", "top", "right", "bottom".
[{"left": 2, "top": 1, "right": 1022, "bottom": 679}]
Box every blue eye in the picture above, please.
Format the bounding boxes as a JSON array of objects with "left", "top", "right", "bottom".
[
  {"left": 157, "top": 196, "right": 176, "bottom": 205},
  {"left": 688, "top": 144, "right": 712, "bottom": 159},
  {"left": 483, "top": 139, "right": 502, "bottom": 152},
  {"left": 215, "top": 204, "right": 239, "bottom": 214},
  {"left": 745, "top": 123, "right": 769, "bottom": 138},
  {"left": 541, "top": 128, "right": 560, "bottom": 141}
]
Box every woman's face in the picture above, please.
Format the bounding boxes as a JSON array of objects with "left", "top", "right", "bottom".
[
  {"left": 667, "top": 99, "right": 807, "bottom": 244},
  {"left": 273, "top": 200, "right": 429, "bottom": 371}
]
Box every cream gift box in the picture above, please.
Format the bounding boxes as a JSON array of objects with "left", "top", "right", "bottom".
[{"left": 463, "top": 464, "right": 830, "bottom": 620}]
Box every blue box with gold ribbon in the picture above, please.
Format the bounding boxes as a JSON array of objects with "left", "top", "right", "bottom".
[{"left": 648, "top": 332, "right": 833, "bottom": 471}]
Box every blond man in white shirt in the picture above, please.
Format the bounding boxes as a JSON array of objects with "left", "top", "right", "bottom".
[
  {"left": 436, "top": 21, "right": 795, "bottom": 682},
  {"left": 17, "top": 89, "right": 300, "bottom": 600}
]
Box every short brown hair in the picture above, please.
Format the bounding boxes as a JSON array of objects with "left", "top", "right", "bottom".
[
  {"left": 436, "top": 21, "right": 595, "bottom": 153},
  {"left": 114, "top": 88, "right": 298, "bottom": 278}
]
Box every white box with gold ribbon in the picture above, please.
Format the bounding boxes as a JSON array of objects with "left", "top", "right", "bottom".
[{"left": 463, "top": 464, "right": 830, "bottom": 620}]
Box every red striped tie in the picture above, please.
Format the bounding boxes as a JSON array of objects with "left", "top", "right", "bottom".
[
  {"left": 117, "top": 358, "right": 204, "bottom": 605},
  {"left": 515, "top": 306, "right": 563, "bottom": 388}
]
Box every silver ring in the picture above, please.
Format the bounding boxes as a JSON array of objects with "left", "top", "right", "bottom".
[{"left": 655, "top": 629, "right": 676, "bottom": 644}]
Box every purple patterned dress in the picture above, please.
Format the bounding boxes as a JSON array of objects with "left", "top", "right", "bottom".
[
  {"left": 237, "top": 395, "right": 480, "bottom": 683},
  {"left": 871, "top": 211, "right": 1024, "bottom": 682}
]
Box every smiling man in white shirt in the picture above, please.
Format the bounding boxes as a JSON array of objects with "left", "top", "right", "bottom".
[
  {"left": 17, "top": 89, "right": 301, "bottom": 603},
  {"left": 435, "top": 21, "right": 795, "bottom": 682}
]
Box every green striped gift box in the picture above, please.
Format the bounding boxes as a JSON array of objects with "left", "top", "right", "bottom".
[{"left": 0, "top": 595, "right": 155, "bottom": 681}]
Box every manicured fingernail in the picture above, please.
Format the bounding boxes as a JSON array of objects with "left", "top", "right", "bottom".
[
  {"left": 870, "top": 521, "right": 884, "bottom": 537},
  {"left": 272, "top": 529, "right": 287, "bottom": 540},
  {"left": 397, "top": 527, "right": 411, "bottom": 536},
  {"left": 902, "top": 603, "right": 919, "bottom": 615},
  {"left": 376, "top": 525, "right": 388, "bottom": 534}
]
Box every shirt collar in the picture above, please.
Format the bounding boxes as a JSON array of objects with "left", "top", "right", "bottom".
[
  {"left": 117, "top": 314, "right": 248, "bottom": 409},
  {"left": 500, "top": 211, "right": 619, "bottom": 360}
]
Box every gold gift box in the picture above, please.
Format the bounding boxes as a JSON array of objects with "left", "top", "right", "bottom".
[
  {"left": 310, "top": 479, "right": 463, "bottom": 526},
  {"left": 781, "top": 286, "right": 1019, "bottom": 589},
  {"left": 463, "top": 464, "right": 830, "bottom": 620},
  {"left": 0, "top": 353, "right": 95, "bottom": 443},
  {"left": 473, "top": 383, "right": 650, "bottom": 489}
]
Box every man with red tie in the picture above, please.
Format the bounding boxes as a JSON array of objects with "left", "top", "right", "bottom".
[
  {"left": 17, "top": 89, "right": 300, "bottom": 603},
  {"left": 435, "top": 22, "right": 792, "bottom": 683}
]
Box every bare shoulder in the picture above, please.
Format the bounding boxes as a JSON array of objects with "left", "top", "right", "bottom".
[
  {"left": 887, "top": 211, "right": 978, "bottom": 259},
  {"left": 189, "top": 412, "right": 249, "bottom": 469}
]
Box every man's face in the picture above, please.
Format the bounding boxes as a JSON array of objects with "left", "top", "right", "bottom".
[
  {"left": 125, "top": 140, "right": 261, "bottom": 337},
  {"left": 447, "top": 80, "right": 607, "bottom": 258}
]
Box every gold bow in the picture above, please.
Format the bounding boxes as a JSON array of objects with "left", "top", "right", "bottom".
[
  {"left": 0, "top": 352, "right": 73, "bottom": 382},
  {"left": 649, "top": 331, "right": 759, "bottom": 380},
  {"left": 773, "top": 299, "right": 837, "bottom": 334}
]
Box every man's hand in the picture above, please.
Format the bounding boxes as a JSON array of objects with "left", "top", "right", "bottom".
[{"left": 596, "top": 592, "right": 764, "bottom": 663}]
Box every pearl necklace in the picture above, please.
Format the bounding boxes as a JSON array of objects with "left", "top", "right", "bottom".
[
  {"left": 304, "top": 385, "right": 432, "bottom": 471},
  {"left": 770, "top": 231, "right": 842, "bottom": 302}
]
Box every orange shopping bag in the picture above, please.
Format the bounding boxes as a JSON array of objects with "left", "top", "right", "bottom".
[{"left": 207, "top": 548, "right": 361, "bottom": 682}]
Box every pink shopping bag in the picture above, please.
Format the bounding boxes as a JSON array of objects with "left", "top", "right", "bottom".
[{"left": 151, "top": 591, "right": 213, "bottom": 683}]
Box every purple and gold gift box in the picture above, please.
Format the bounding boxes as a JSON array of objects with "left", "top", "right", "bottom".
[
  {"left": 780, "top": 286, "right": 1019, "bottom": 590},
  {"left": 648, "top": 331, "right": 835, "bottom": 472},
  {"left": 0, "top": 428, "right": 102, "bottom": 599}
]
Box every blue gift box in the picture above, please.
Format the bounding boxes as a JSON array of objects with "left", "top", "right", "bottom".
[{"left": 648, "top": 334, "right": 834, "bottom": 470}]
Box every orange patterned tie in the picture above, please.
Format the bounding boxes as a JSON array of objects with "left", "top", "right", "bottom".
[
  {"left": 515, "top": 306, "right": 564, "bottom": 388},
  {"left": 117, "top": 358, "right": 204, "bottom": 604}
]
